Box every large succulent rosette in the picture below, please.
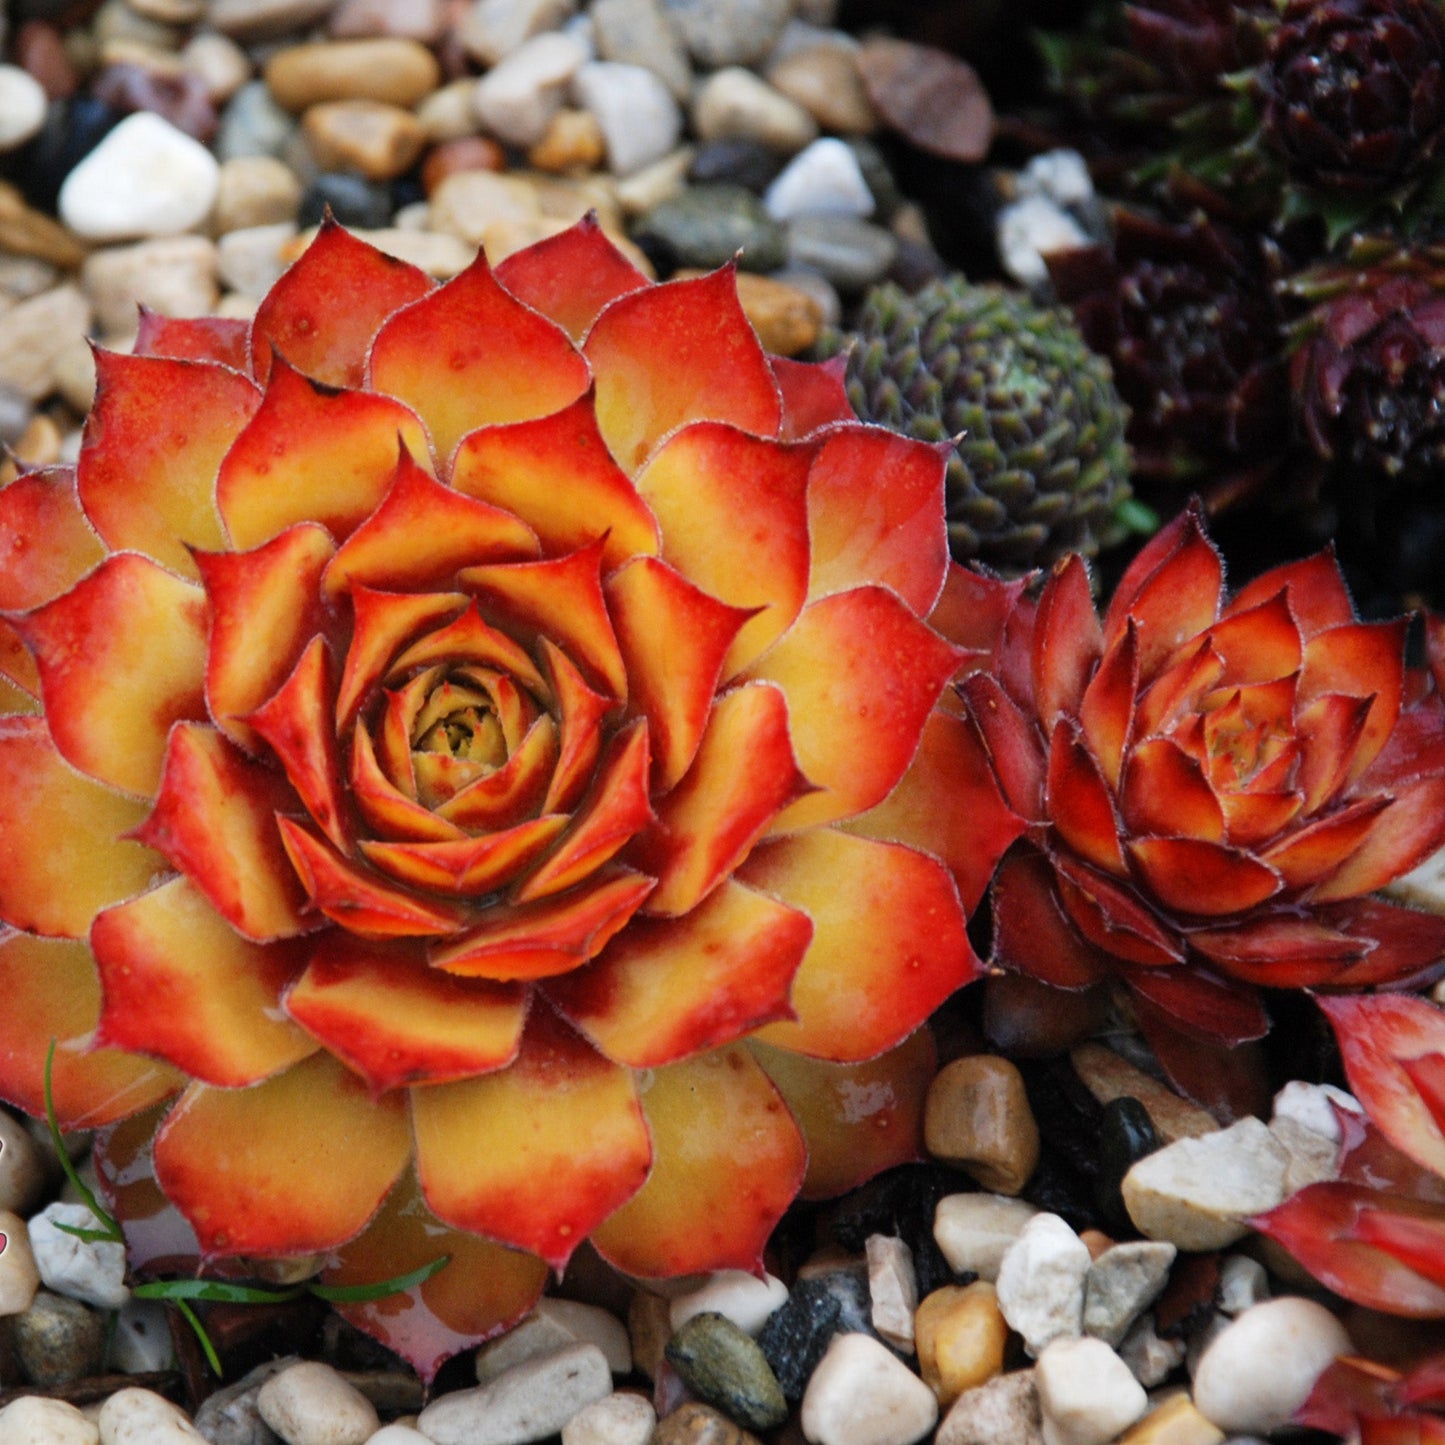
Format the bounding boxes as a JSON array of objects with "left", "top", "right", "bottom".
[
  {"left": 955, "top": 506, "right": 1445, "bottom": 1108},
  {"left": 0, "top": 219, "right": 1020, "bottom": 1374}
]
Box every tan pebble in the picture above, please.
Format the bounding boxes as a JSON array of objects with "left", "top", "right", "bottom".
[
  {"left": 264, "top": 38, "right": 440, "bottom": 112},
  {"left": 214, "top": 292, "right": 259, "bottom": 320},
  {"left": 479, "top": 214, "right": 574, "bottom": 263},
  {"left": 562, "top": 1390, "right": 657, "bottom": 1445},
  {"left": 125, "top": 0, "right": 205, "bottom": 24},
  {"left": 1116, "top": 1393, "right": 1224, "bottom": 1445},
  {"left": 0, "top": 283, "right": 92, "bottom": 401},
  {"left": 177, "top": 31, "right": 251, "bottom": 103},
  {"left": 528, "top": 107, "right": 606, "bottom": 173},
  {"left": 82, "top": 235, "right": 218, "bottom": 335},
  {"left": 914, "top": 1281, "right": 1010, "bottom": 1407},
  {"left": 1070, "top": 1044, "right": 1218, "bottom": 1144},
  {"left": 0, "top": 1395, "right": 99, "bottom": 1443},
  {"left": 628, "top": 1288, "right": 673, "bottom": 1382},
  {"left": 94, "top": 0, "right": 181, "bottom": 50},
  {"left": 731, "top": 271, "right": 821, "bottom": 356},
  {"left": 428, "top": 169, "right": 543, "bottom": 246},
  {"left": 96, "top": 1385, "right": 205, "bottom": 1442},
  {"left": 257, "top": 1360, "right": 379, "bottom": 1445},
  {"left": 52, "top": 338, "right": 98, "bottom": 413},
  {"left": 0, "top": 1211, "right": 41, "bottom": 1315},
  {"left": 302, "top": 99, "right": 426, "bottom": 180},
  {"left": 935, "top": 1369, "right": 1042, "bottom": 1445},
  {"left": 691, "top": 68, "right": 818, "bottom": 151},
  {"left": 0, "top": 181, "right": 88, "bottom": 269},
  {"left": 422, "top": 135, "right": 507, "bottom": 195},
  {"left": 924, "top": 1055, "right": 1040, "bottom": 1196},
  {"left": 15, "top": 412, "right": 61, "bottom": 467},
  {"left": 211, "top": 155, "right": 303, "bottom": 234},
  {"left": 348, "top": 228, "right": 475, "bottom": 278},
  {"left": 0, "top": 1110, "right": 49, "bottom": 1215},
  {"left": 655, "top": 1401, "right": 762, "bottom": 1445},
  {"left": 614, "top": 145, "right": 695, "bottom": 216},
  {"left": 765, "top": 44, "right": 877, "bottom": 135},
  {"left": 416, "top": 78, "right": 483, "bottom": 142},
  {"left": 1078, "top": 1231, "right": 1114, "bottom": 1262},
  {"left": 458, "top": 0, "right": 576, "bottom": 67},
  {"left": 533, "top": 173, "right": 622, "bottom": 229}
]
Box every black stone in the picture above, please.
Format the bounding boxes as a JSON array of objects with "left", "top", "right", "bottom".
[
  {"left": 688, "top": 138, "right": 791, "bottom": 193},
  {"left": 825, "top": 1162, "right": 958, "bottom": 1296},
  {"left": 298, "top": 173, "right": 393, "bottom": 230},
  {"left": 755, "top": 1277, "right": 843, "bottom": 1403},
  {"left": 1020, "top": 1150, "right": 1104, "bottom": 1234},
  {"left": 1094, "top": 1095, "right": 1161, "bottom": 1232},
  {"left": 1, "top": 96, "right": 121, "bottom": 213}
]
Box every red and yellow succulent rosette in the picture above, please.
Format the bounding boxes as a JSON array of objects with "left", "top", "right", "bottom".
[{"left": 0, "top": 219, "right": 1019, "bottom": 1373}]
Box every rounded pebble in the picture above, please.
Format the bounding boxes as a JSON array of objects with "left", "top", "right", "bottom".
[
  {"left": 801, "top": 1333, "right": 938, "bottom": 1445},
  {"left": 666, "top": 1312, "right": 788, "bottom": 1432},
  {"left": 783, "top": 214, "right": 896, "bottom": 290},
  {"left": 257, "top": 1360, "right": 380, "bottom": 1445},
  {"left": 302, "top": 99, "right": 426, "bottom": 180},
  {"left": 1034, "top": 1337, "right": 1148, "bottom": 1445},
  {"left": 692, "top": 68, "right": 818, "bottom": 151},
  {"left": 670, "top": 1270, "right": 789, "bottom": 1336},
  {"left": 59, "top": 110, "right": 218, "bottom": 240},
  {"left": 12, "top": 1288, "right": 105, "bottom": 1388},
  {"left": 0, "top": 1110, "right": 47, "bottom": 1215},
  {"left": 474, "top": 30, "right": 588, "bottom": 149},
  {"left": 933, "top": 1192, "right": 1039, "bottom": 1282},
  {"left": 0, "top": 1395, "right": 99, "bottom": 1445},
  {"left": 96, "top": 1387, "right": 206, "bottom": 1443},
  {"left": 264, "top": 38, "right": 441, "bottom": 111},
  {"left": 635, "top": 183, "right": 784, "bottom": 271},
  {"left": 0, "top": 1209, "right": 40, "bottom": 1315},
  {"left": 663, "top": 0, "right": 791, "bottom": 68},
  {"left": 914, "top": 1282, "right": 1009, "bottom": 1406},
  {"left": 0, "top": 65, "right": 49, "bottom": 150},
  {"left": 766, "top": 43, "right": 876, "bottom": 134},
  {"left": 562, "top": 1392, "right": 657, "bottom": 1445},
  {"left": 923, "top": 1055, "right": 1040, "bottom": 1196},
  {"left": 1190, "top": 1297, "right": 1353, "bottom": 1435}
]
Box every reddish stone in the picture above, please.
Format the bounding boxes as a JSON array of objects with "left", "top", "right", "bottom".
[
  {"left": 14, "top": 21, "right": 77, "bottom": 102},
  {"left": 857, "top": 36, "right": 993, "bottom": 163},
  {"left": 421, "top": 134, "right": 507, "bottom": 196}
]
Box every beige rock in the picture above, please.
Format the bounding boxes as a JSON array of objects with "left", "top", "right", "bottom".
[
  {"left": 217, "top": 222, "right": 295, "bottom": 299},
  {"left": 801, "top": 1333, "right": 938, "bottom": 1445},
  {"left": 933, "top": 1192, "right": 1039, "bottom": 1282},
  {"left": 866, "top": 1236, "right": 917, "bottom": 1353},
  {"left": 0, "top": 182, "right": 88, "bottom": 269},
  {"left": 214, "top": 292, "right": 259, "bottom": 321},
  {"left": 348, "top": 228, "right": 476, "bottom": 278},
  {"left": 925, "top": 1055, "right": 1040, "bottom": 1196},
  {"left": 265, "top": 39, "right": 441, "bottom": 112},
  {"left": 208, "top": 0, "right": 336, "bottom": 42},
  {"left": 692, "top": 68, "right": 818, "bottom": 151},
  {"left": 914, "top": 1282, "right": 1009, "bottom": 1406},
  {"left": 1122, "top": 1117, "right": 1290, "bottom": 1251},
  {"left": 0, "top": 1211, "right": 41, "bottom": 1316},
  {"left": 53, "top": 338, "right": 99, "bottom": 414},
  {"left": 96, "top": 1386, "right": 205, "bottom": 1442},
  {"left": 428, "top": 169, "right": 543, "bottom": 246},
  {"left": 303, "top": 99, "right": 426, "bottom": 180},
  {"left": 94, "top": 0, "right": 180, "bottom": 49},
  {"left": 0, "top": 1395, "right": 99, "bottom": 1444},
  {"left": 83, "top": 235, "right": 219, "bottom": 334},
  {"left": 766, "top": 44, "right": 877, "bottom": 134},
  {"left": 614, "top": 145, "right": 694, "bottom": 216},
  {"left": 178, "top": 31, "right": 252, "bottom": 103},
  {"left": 1115, "top": 1394, "right": 1223, "bottom": 1445},
  {"left": 936, "top": 1369, "right": 1043, "bottom": 1445},
  {"left": 1070, "top": 1044, "right": 1219, "bottom": 1144},
  {"left": 0, "top": 1111, "right": 48, "bottom": 1216},
  {"left": 562, "top": 1391, "right": 656, "bottom": 1445},
  {"left": 1270, "top": 1115, "right": 1341, "bottom": 1194},
  {"left": 529, "top": 108, "right": 607, "bottom": 173},
  {"left": 0, "top": 284, "right": 92, "bottom": 401},
  {"left": 211, "top": 155, "right": 303, "bottom": 234},
  {"left": 15, "top": 413, "right": 62, "bottom": 469},
  {"left": 459, "top": 0, "right": 577, "bottom": 67},
  {"left": 257, "top": 1361, "right": 379, "bottom": 1445},
  {"left": 1035, "top": 1337, "right": 1148, "bottom": 1445},
  {"left": 0, "top": 257, "right": 61, "bottom": 301},
  {"left": 417, "top": 80, "right": 484, "bottom": 142}
]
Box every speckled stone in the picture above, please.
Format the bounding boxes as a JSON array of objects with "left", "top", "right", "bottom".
[
  {"left": 12, "top": 1289, "right": 105, "bottom": 1389},
  {"left": 666, "top": 1312, "right": 787, "bottom": 1432},
  {"left": 634, "top": 183, "right": 784, "bottom": 271},
  {"left": 756, "top": 1276, "right": 844, "bottom": 1404},
  {"left": 935, "top": 1370, "right": 1043, "bottom": 1445},
  {"left": 653, "top": 1402, "right": 761, "bottom": 1445},
  {"left": 662, "top": 0, "right": 790, "bottom": 67}
]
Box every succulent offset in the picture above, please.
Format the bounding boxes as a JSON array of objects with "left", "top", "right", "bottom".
[
  {"left": 951, "top": 505, "right": 1445, "bottom": 1109},
  {"left": 0, "top": 219, "right": 1023, "bottom": 1376},
  {"left": 817, "top": 276, "right": 1133, "bottom": 571}
]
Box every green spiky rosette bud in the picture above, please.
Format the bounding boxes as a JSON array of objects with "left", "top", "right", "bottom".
[{"left": 819, "top": 277, "right": 1135, "bottom": 571}]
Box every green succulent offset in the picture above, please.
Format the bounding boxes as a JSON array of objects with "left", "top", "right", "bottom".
[{"left": 819, "top": 276, "right": 1135, "bottom": 571}]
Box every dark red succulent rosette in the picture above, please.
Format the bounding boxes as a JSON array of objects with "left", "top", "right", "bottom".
[
  {"left": 1125, "top": 0, "right": 1270, "bottom": 100},
  {"left": 1259, "top": 0, "right": 1445, "bottom": 195},
  {"left": 1047, "top": 210, "right": 1290, "bottom": 510},
  {"left": 948, "top": 506, "right": 1445, "bottom": 1111}
]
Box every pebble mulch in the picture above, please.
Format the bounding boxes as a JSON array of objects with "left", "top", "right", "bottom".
[{"left": 0, "top": 1, "right": 1438, "bottom": 1442}]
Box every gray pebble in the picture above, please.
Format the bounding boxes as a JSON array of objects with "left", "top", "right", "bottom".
[
  {"left": 784, "top": 214, "right": 896, "bottom": 290},
  {"left": 666, "top": 1313, "right": 788, "bottom": 1433},
  {"left": 572, "top": 60, "right": 682, "bottom": 176},
  {"left": 662, "top": 0, "right": 791, "bottom": 67},
  {"left": 635, "top": 183, "right": 785, "bottom": 270},
  {"left": 460, "top": 0, "right": 579, "bottom": 66},
  {"left": 591, "top": 0, "right": 692, "bottom": 99},
  {"left": 215, "top": 80, "right": 299, "bottom": 162},
  {"left": 193, "top": 1357, "right": 293, "bottom": 1445},
  {"left": 12, "top": 1289, "right": 105, "bottom": 1389}
]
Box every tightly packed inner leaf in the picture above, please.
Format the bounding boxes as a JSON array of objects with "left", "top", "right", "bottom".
[{"left": 0, "top": 217, "right": 1022, "bottom": 1377}]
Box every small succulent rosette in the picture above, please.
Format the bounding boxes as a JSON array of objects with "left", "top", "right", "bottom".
[
  {"left": 0, "top": 219, "right": 1021, "bottom": 1375},
  {"left": 953, "top": 504, "right": 1445, "bottom": 1110}
]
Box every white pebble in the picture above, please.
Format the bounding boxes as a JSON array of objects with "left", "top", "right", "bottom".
[
  {"left": 995, "top": 1213, "right": 1091, "bottom": 1357},
  {"left": 0, "top": 66, "right": 47, "bottom": 152},
  {"left": 0, "top": 1110, "right": 47, "bottom": 1215},
  {"left": 669, "top": 1271, "right": 789, "bottom": 1336},
  {"left": 0, "top": 1210, "right": 41, "bottom": 1316},
  {"left": 763, "top": 137, "right": 873, "bottom": 221},
  {"left": 97, "top": 1387, "right": 204, "bottom": 1444},
  {"left": 572, "top": 61, "right": 682, "bottom": 176},
  {"left": 477, "top": 1300, "right": 630, "bottom": 1383},
  {"left": 1034, "top": 1338, "right": 1147, "bottom": 1445},
  {"left": 1016, "top": 149, "right": 1095, "bottom": 208},
  {"left": 801, "top": 1333, "right": 938, "bottom": 1445},
  {"left": 474, "top": 31, "right": 589, "bottom": 149},
  {"left": 108, "top": 1298, "right": 175, "bottom": 1374},
  {"left": 217, "top": 222, "right": 297, "bottom": 299},
  {"left": 1192, "top": 1297, "right": 1353, "bottom": 1435},
  {"left": 865, "top": 1235, "right": 917, "bottom": 1353},
  {"left": 421, "top": 1342, "right": 613, "bottom": 1445},
  {"left": 60, "top": 112, "right": 220, "bottom": 242},
  {"left": 1216, "top": 1254, "right": 1269, "bottom": 1316},
  {"left": 996, "top": 195, "right": 1089, "bottom": 289},
  {"left": 0, "top": 1395, "right": 99, "bottom": 1445},
  {"left": 367, "top": 1430, "right": 433, "bottom": 1444},
  {"left": 29, "top": 1202, "right": 130, "bottom": 1310},
  {"left": 560, "top": 1392, "right": 655, "bottom": 1445},
  {"left": 1271, "top": 1080, "right": 1359, "bottom": 1143},
  {"left": 1122, "top": 1117, "right": 1289, "bottom": 1251},
  {"left": 256, "top": 1360, "right": 379, "bottom": 1445},
  {"left": 933, "top": 1193, "right": 1038, "bottom": 1283}
]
